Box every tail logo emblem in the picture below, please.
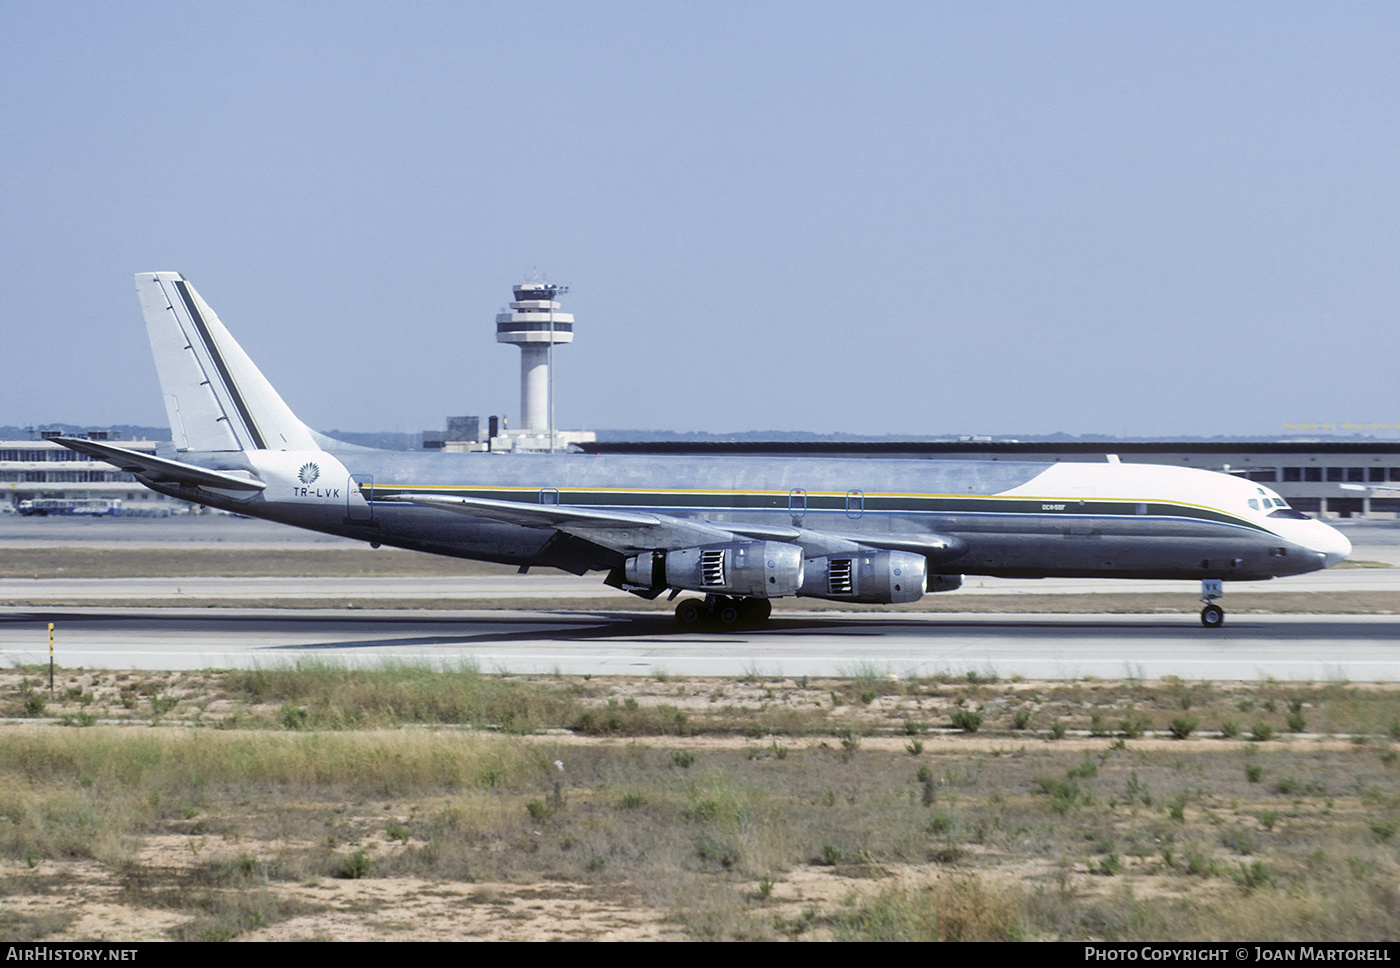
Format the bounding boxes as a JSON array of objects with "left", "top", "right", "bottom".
[{"left": 297, "top": 463, "right": 321, "bottom": 485}]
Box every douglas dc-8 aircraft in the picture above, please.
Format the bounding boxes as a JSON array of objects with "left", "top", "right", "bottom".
[{"left": 56, "top": 273, "right": 1351, "bottom": 629}]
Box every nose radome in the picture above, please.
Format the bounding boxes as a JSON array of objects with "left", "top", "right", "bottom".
[{"left": 1316, "top": 524, "right": 1351, "bottom": 568}]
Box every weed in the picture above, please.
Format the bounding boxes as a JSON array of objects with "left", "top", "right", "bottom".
[
  {"left": 279, "top": 704, "right": 309, "bottom": 730},
  {"left": 1221, "top": 827, "right": 1258, "bottom": 855},
  {"left": 341, "top": 850, "right": 372, "bottom": 879},
  {"left": 1245, "top": 763, "right": 1264, "bottom": 783},
  {"left": 670, "top": 750, "right": 696, "bottom": 769},
  {"left": 927, "top": 812, "right": 957, "bottom": 835},
  {"left": 1012, "top": 709, "right": 1033, "bottom": 731},
  {"left": 1235, "top": 859, "right": 1273, "bottom": 890},
  {"left": 1037, "top": 777, "right": 1085, "bottom": 814},
  {"left": 949, "top": 709, "right": 982, "bottom": 733},
  {"left": 1168, "top": 716, "right": 1198, "bottom": 739},
  {"left": 1098, "top": 853, "right": 1123, "bottom": 876},
  {"left": 1220, "top": 720, "right": 1240, "bottom": 739},
  {"left": 1050, "top": 720, "right": 1067, "bottom": 740},
  {"left": 1186, "top": 851, "right": 1214, "bottom": 877},
  {"left": 1066, "top": 758, "right": 1098, "bottom": 779},
  {"left": 830, "top": 877, "right": 1023, "bottom": 941},
  {"left": 1257, "top": 810, "right": 1278, "bottom": 831},
  {"left": 1369, "top": 817, "right": 1398, "bottom": 842},
  {"left": 907, "top": 739, "right": 924, "bottom": 756}
]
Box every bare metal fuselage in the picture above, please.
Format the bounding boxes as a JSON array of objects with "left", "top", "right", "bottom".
[{"left": 143, "top": 448, "right": 1335, "bottom": 584}]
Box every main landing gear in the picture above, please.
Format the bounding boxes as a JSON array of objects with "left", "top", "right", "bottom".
[
  {"left": 674, "top": 595, "right": 773, "bottom": 628},
  {"left": 1199, "top": 578, "right": 1225, "bottom": 629}
]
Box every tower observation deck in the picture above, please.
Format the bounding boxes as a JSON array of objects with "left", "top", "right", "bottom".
[{"left": 495, "top": 281, "right": 573, "bottom": 434}]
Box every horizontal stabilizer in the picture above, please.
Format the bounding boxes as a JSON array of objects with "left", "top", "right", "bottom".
[{"left": 51, "top": 437, "right": 266, "bottom": 491}]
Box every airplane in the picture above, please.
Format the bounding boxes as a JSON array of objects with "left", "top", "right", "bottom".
[{"left": 53, "top": 272, "right": 1352, "bottom": 630}]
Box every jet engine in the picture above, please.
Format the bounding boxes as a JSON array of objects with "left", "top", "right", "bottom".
[
  {"left": 624, "top": 541, "right": 805, "bottom": 598},
  {"left": 799, "top": 550, "right": 930, "bottom": 604}
]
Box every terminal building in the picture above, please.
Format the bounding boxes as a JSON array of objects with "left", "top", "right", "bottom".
[{"left": 0, "top": 431, "right": 178, "bottom": 514}]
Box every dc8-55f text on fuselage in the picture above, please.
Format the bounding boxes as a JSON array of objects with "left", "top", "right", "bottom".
[{"left": 55, "top": 273, "right": 1352, "bottom": 629}]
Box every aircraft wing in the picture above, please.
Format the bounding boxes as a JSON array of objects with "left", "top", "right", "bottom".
[
  {"left": 50, "top": 437, "right": 266, "bottom": 491},
  {"left": 390, "top": 493, "right": 738, "bottom": 550},
  {"left": 1341, "top": 483, "right": 1400, "bottom": 492},
  {"left": 389, "top": 492, "right": 965, "bottom": 561}
]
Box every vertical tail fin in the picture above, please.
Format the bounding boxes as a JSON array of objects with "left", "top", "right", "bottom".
[{"left": 137, "top": 272, "right": 318, "bottom": 453}]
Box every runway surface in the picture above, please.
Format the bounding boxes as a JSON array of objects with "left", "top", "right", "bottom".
[
  {"left": 3, "top": 607, "right": 1397, "bottom": 680},
  {"left": 1, "top": 515, "right": 1395, "bottom": 679}
]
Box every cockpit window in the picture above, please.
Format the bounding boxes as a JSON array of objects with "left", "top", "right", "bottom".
[
  {"left": 1268, "top": 507, "right": 1310, "bottom": 520},
  {"left": 1248, "top": 498, "right": 1260, "bottom": 510}
]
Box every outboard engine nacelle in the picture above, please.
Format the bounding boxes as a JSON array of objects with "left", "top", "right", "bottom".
[
  {"left": 636, "top": 540, "right": 803, "bottom": 598},
  {"left": 799, "top": 550, "right": 929, "bottom": 604}
]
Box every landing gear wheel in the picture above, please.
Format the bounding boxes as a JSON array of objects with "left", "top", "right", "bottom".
[
  {"left": 739, "top": 598, "right": 773, "bottom": 624},
  {"left": 1200, "top": 604, "right": 1225, "bottom": 628},
  {"left": 717, "top": 601, "right": 742, "bottom": 625},
  {"left": 675, "top": 599, "right": 705, "bottom": 626}
]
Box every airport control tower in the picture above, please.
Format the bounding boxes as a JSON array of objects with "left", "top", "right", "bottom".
[{"left": 495, "top": 280, "right": 573, "bottom": 437}]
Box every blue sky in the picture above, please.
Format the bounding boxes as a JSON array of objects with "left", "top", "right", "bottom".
[{"left": 2, "top": 1, "right": 1397, "bottom": 438}]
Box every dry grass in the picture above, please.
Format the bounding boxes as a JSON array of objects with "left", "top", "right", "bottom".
[{"left": 0, "top": 667, "right": 1397, "bottom": 941}]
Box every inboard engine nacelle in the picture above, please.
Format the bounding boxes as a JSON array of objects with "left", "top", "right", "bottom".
[
  {"left": 625, "top": 541, "right": 805, "bottom": 598},
  {"left": 799, "top": 550, "right": 934, "bottom": 604}
]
